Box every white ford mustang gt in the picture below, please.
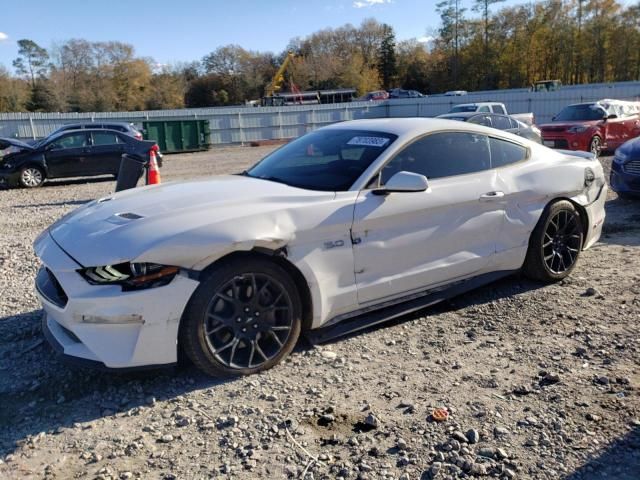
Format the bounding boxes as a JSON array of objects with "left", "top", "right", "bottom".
[{"left": 34, "top": 118, "right": 607, "bottom": 376}]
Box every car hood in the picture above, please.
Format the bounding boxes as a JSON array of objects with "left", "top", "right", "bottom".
[
  {"left": 617, "top": 136, "right": 640, "bottom": 159},
  {"left": 46, "top": 175, "right": 338, "bottom": 268},
  {"left": 0, "top": 137, "right": 36, "bottom": 151}
]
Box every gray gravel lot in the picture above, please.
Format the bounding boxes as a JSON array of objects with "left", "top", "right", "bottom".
[{"left": 0, "top": 149, "right": 638, "bottom": 480}]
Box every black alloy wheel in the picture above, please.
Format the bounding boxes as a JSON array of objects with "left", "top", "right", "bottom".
[
  {"left": 523, "top": 200, "right": 584, "bottom": 282},
  {"left": 542, "top": 209, "right": 582, "bottom": 274},
  {"left": 204, "top": 273, "right": 294, "bottom": 370},
  {"left": 180, "top": 257, "right": 302, "bottom": 376}
]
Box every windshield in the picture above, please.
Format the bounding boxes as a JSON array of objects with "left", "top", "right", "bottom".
[
  {"left": 554, "top": 104, "right": 606, "bottom": 121},
  {"left": 449, "top": 105, "right": 477, "bottom": 113},
  {"left": 246, "top": 129, "right": 397, "bottom": 191}
]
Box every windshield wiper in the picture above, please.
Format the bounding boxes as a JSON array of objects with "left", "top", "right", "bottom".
[{"left": 255, "top": 175, "right": 288, "bottom": 185}]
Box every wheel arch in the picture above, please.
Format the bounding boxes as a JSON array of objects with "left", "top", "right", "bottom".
[
  {"left": 193, "top": 248, "right": 314, "bottom": 332},
  {"left": 544, "top": 196, "right": 590, "bottom": 244}
]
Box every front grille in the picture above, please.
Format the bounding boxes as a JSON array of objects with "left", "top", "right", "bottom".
[
  {"left": 36, "top": 267, "right": 68, "bottom": 308},
  {"left": 543, "top": 139, "right": 569, "bottom": 149},
  {"left": 541, "top": 126, "right": 566, "bottom": 133},
  {"left": 623, "top": 160, "right": 640, "bottom": 175}
]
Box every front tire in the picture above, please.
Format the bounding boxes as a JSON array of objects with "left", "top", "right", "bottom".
[
  {"left": 589, "top": 136, "right": 602, "bottom": 157},
  {"left": 180, "top": 257, "right": 302, "bottom": 376},
  {"left": 19, "top": 166, "right": 45, "bottom": 188},
  {"left": 523, "top": 200, "right": 584, "bottom": 282}
]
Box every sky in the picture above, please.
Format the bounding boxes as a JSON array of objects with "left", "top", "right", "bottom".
[{"left": 0, "top": 0, "right": 635, "bottom": 71}]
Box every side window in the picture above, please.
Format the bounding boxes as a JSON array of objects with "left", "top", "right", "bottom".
[
  {"left": 468, "top": 115, "right": 492, "bottom": 127},
  {"left": 50, "top": 133, "right": 88, "bottom": 150},
  {"left": 381, "top": 132, "right": 491, "bottom": 183},
  {"left": 491, "top": 115, "right": 512, "bottom": 130},
  {"left": 478, "top": 106, "right": 490, "bottom": 112},
  {"left": 489, "top": 137, "right": 527, "bottom": 168},
  {"left": 508, "top": 118, "right": 520, "bottom": 129},
  {"left": 92, "top": 132, "right": 120, "bottom": 146},
  {"left": 494, "top": 105, "right": 506, "bottom": 115}
]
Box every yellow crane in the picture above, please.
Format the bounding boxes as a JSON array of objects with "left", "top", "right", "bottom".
[{"left": 265, "top": 51, "right": 296, "bottom": 98}]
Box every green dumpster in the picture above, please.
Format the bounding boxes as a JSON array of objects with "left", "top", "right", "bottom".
[{"left": 142, "top": 120, "right": 211, "bottom": 153}]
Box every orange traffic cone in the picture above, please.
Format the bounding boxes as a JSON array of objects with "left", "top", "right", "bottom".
[{"left": 147, "top": 146, "right": 161, "bottom": 185}]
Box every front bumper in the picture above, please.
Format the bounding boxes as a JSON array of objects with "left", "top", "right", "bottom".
[
  {"left": 34, "top": 231, "right": 200, "bottom": 369},
  {"left": 0, "top": 170, "right": 20, "bottom": 186},
  {"left": 541, "top": 134, "right": 591, "bottom": 152},
  {"left": 610, "top": 160, "right": 640, "bottom": 195}
]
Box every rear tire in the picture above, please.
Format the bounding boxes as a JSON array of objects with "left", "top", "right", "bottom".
[
  {"left": 19, "top": 166, "right": 45, "bottom": 188},
  {"left": 179, "top": 257, "right": 302, "bottom": 377},
  {"left": 523, "top": 200, "right": 584, "bottom": 282}
]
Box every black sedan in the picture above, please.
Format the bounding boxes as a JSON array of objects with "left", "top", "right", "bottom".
[
  {"left": 436, "top": 112, "right": 542, "bottom": 143},
  {"left": 0, "top": 129, "right": 157, "bottom": 188}
]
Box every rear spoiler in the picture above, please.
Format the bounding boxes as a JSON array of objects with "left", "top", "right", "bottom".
[{"left": 556, "top": 149, "right": 597, "bottom": 161}]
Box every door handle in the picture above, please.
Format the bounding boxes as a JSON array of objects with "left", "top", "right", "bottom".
[{"left": 479, "top": 191, "right": 505, "bottom": 201}]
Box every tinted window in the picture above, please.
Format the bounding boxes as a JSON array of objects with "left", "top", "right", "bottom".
[
  {"left": 50, "top": 133, "right": 88, "bottom": 149},
  {"left": 92, "top": 132, "right": 120, "bottom": 146},
  {"left": 468, "top": 115, "right": 492, "bottom": 127},
  {"left": 381, "top": 132, "right": 490, "bottom": 183},
  {"left": 489, "top": 137, "right": 527, "bottom": 168},
  {"left": 478, "top": 106, "right": 490, "bottom": 112},
  {"left": 491, "top": 115, "right": 512, "bottom": 130},
  {"left": 493, "top": 105, "right": 506, "bottom": 114},
  {"left": 555, "top": 104, "right": 606, "bottom": 121},
  {"left": 508, "top": 118, "right": 520, "bottom": 129},
  {"left": 247, "top": 129, "right": 397, "bottom": 191},
  {"left": 450, "top": 105, "right": 478, "bottom": 113}
]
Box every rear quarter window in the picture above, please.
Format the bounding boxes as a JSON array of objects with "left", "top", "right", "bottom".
[{"left": 489, "top": 137, "right": 527, "bottom": 168}]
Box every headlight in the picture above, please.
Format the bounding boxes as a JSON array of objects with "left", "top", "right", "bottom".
[
  {"left": 567, "top": 125, "right": 589, "bottom": 133},
  {"left": 79, "top": 262, "right": 179, "bottom": 291}
]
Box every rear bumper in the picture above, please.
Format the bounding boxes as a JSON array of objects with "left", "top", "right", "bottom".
[
  {"left": 610, "top": 161, "right": 640, "bottom": 195},
  {"left": 34, "top": 231, "right": 200, "bottom": 369}
]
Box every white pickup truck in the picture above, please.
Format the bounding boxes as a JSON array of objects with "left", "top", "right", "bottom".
[{"left": 448, "top": 102, "right": 535, "bottom": 126}]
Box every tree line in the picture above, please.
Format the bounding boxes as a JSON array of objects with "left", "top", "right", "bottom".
[{"left": 0, "top": 0, "right": 638, "bottom": 113}]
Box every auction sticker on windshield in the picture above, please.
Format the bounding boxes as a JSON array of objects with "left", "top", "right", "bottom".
[{"left": 347, "top": 136, "right": 390, "bottom": 147}]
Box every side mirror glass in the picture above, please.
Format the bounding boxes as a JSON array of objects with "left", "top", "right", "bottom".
[
  {"left": 607, "top": 113, "right": 617, "bottom": 119},
  {"left": 373, "top": 171, "right": 429, "bottom": 195}
]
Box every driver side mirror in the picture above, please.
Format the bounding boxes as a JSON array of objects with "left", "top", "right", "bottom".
[
  {"left": 373, "top": 171, "right": 429, "bottom": 195},
  {"left": 44, "top": 143, "right": 55, "bottom": 151}
]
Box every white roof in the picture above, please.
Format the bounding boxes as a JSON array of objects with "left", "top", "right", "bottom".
[{"left": 321, "top": 117, "right": 520, "bottom": 142}]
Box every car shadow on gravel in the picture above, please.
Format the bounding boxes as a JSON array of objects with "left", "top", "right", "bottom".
[
  {"left": 563, "top": 425, "right": 640, "bottom": 480},
  {"left": 0, "top": 310, "right": 234, "bottom": 458},
  {"left": 316, "top": 273, "right": 546, "bottom": 346},
  {"left": 14, "top": 199, "right": 93, "bottom": 208}
]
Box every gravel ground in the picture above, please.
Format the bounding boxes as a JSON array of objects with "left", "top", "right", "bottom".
[{"left": 0, "top": 148, "right": 638, "bottom": 480}]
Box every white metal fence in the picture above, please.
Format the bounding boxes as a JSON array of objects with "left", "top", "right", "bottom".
[{"left": 1, "top": 81, "right": 639, "bottom": 145}]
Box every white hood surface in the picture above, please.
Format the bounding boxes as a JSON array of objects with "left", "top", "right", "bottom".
[{"left": 48, "top": 175, "right": 337, "bottom": 268}]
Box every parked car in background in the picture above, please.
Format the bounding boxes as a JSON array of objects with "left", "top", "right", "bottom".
[
  {"left": 539, "top": 100, "right": 640, "bottom": 157},
  {"left": 49, "top": 122, "right": 143, "bottom": 140},
  {"left": 437, "top": 112, "right": 542, "bottom": 143},
  {"left": 0, "top": 129, "right": 157, "bottom": 188},
  {"left": 444, "top": 90, "right": 467, "bottom": 96},
  {"left": 357, "top": 90, "right": 389, "bottom": 101},
  {"left": 388, "top": 88, "right": 424, "bottom": 99},
  {"left": 610, "top": 136, "right": 640, "bottom": 198},
  {"left": 35, "top": 118, "right": 606, "bottom": 375},
  {"left": 447, "top": 102, "right": 535, "bottom": 126}
]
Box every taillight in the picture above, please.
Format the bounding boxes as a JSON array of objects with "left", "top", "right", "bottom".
[{"left": 135, "top": 133, "right": 142, "bottom": 140}]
